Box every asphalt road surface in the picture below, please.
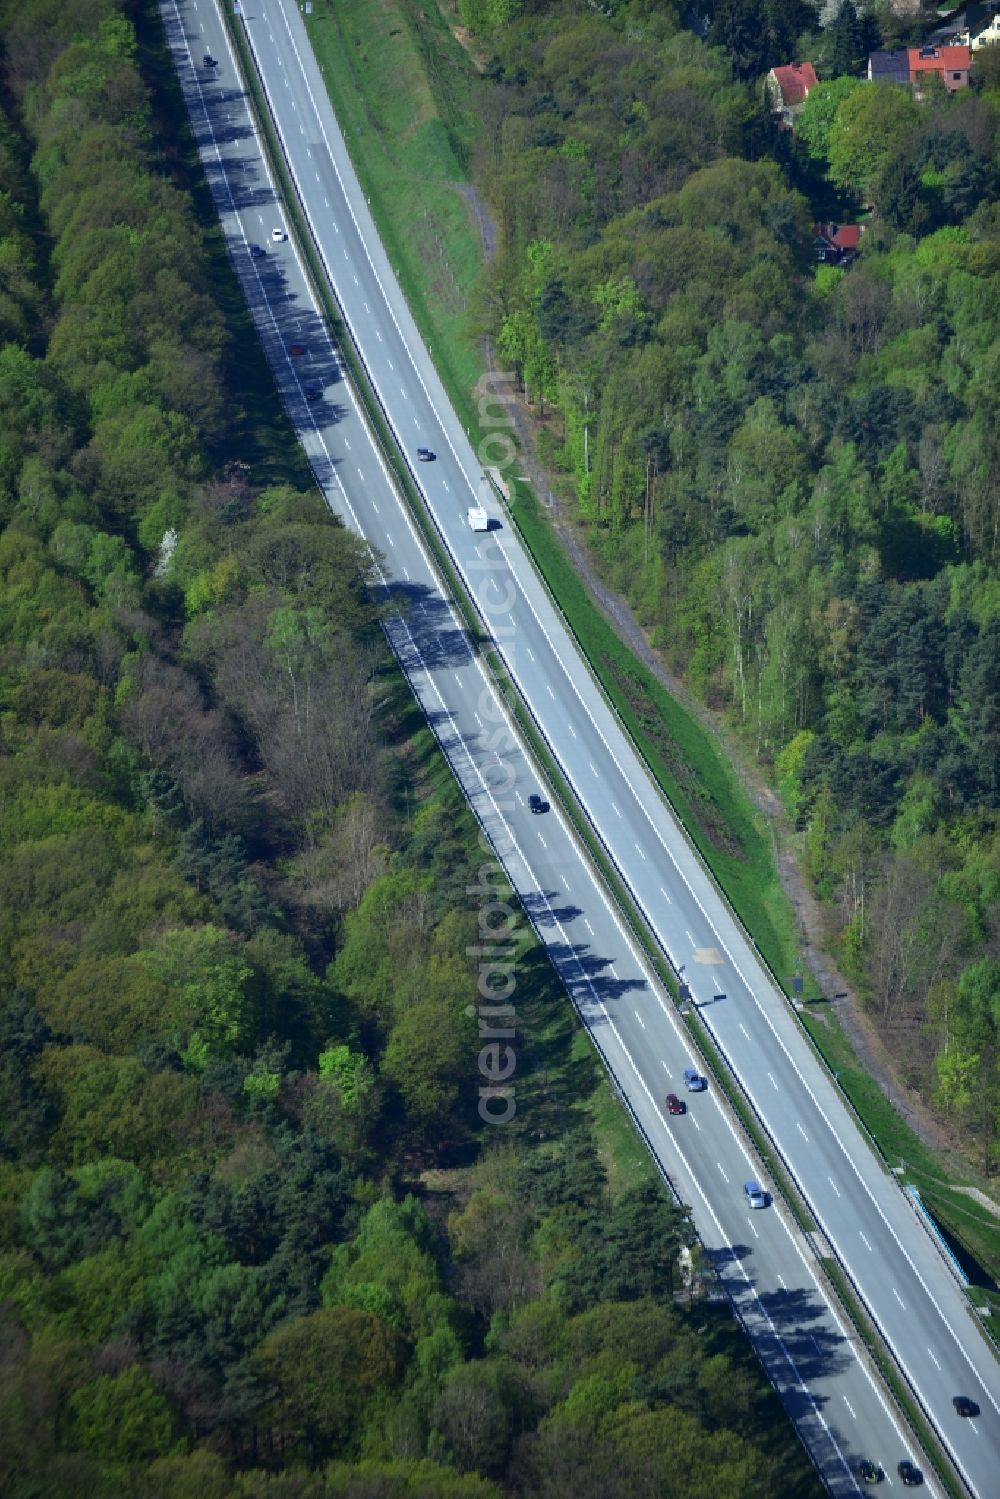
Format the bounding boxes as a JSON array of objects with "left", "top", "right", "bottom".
[{"left": 163, "top": 3, "right": 1000, "bottom": 1492}]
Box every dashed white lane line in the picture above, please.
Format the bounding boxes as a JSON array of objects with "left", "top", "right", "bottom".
[
  {"left": 892, "top": 1288, "right": 906, "bottom": 1310},
  {"left": 546, "top": 683, "right": 555, "bottom": 699},
  {"left": 634, "top": 1010, "right": 645, "bottom": 1030},
  {"left": 661, "top": 1060, "right": 671, "bottom": 1074},
  {"left": 584, "top": 918, "right": 594, "bottom": 935},
  {"left": 611, "top": 802, "right": 621, "bottom": 817},
  {"left": 589, "top": 762, "right": 598, "bottom": 776},
  {"left": 659, "top": 886, "right": 671, "bottom": 903},
  {"left": 526, "top": 646, "right": 535, "bottom": 661},
  {"left": 844, "top": 1397, "right": 857, "bottom": 1420},
  {"left": 636, "top": 845, "right": 646, "bottom": 861},
  {"left": 739, "top": 1022, "right": 750, "bottom": 1039},
  {"left": 717, "top": 1162, "right": 730, "bottom": 1183},
  {"left": 859, "top": 1231, "right": 873, "bottom": 1252},
  {"left": 568, "top": 724, "right": 576, "bottom": 738},
  {"left": 828, "top": 1177, "right": 841, "bottom": 1199},
  {"left": 690, "top": 1114, "right": 700, "bottom": 1131},
  {"left": 747, "top": 1217, "right": 759, "bottom": 1238},
  {"left": 796, "top": 1121, "right": 809, "bottom": 1141},
  {"left": 473, "top": 712, "right": 482, "bottom": 727},
  {"left": 777, "top": 1274, "right": 788, "bottom": 1290},
  {"left": 768, "top": 1071, "right": 779, "bottom": 1089},
  {"left": 927, "top": 1348, "right": 941, "bottom": 1371}
]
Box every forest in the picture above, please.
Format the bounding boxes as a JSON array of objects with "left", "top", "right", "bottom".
[
  {"left": 461, "top": 0, "right": 1000, "bottom": 1174},
  {"left": 0, "top": 0, "right": 819, "bottom": 1494}
]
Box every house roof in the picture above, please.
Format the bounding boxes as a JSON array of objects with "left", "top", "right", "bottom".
[
  {"left": 869, "top": 49, "right": 911, "bottom": 82},
  {"left": 908, "top": 44, "right": 971, "bottom": 73},
  {"left": 816, "top": 223, "right": 862, "bottom": 251},
  {"left": 769, "top": 62, "right": 818, "bottom": 106}
]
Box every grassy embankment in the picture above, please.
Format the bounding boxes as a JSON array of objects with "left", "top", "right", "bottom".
[{"left": 298, "top": 0, "right": 1000, "bottom": 1284}]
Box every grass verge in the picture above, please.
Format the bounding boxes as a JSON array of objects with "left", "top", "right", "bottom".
[{"left": 304, "top": 0, "right": 484, "bottom": 420}]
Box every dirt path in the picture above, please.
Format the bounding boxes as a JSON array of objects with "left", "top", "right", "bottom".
[{"left": 455, "top": 178, "right": 960, "bottom": 1165}]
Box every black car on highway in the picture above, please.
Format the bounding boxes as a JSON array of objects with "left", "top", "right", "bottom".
[
  {"left": 897, "top": 1460, "right": 922, "bottom": 1487},
  {"left": 528, "top": 794, "right": 549, "bottom": 815}
]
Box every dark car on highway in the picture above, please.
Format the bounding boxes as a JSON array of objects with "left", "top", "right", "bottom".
[
  {"left": 665, "top": 1093, "right": 685, "bottom": 1116},
  {"left": 858, "top": 1458, "right": 881, "bottom": 1484},
  {"left": 953, "top": 1395, "right": 979, "bottom": 1418},
  {"left": 248, "top": 242, "right": 265, "bottom": 259},
  {"left": 897, "top": 1460, "right": 922, "bottom": 1487},
  {"left": 203, "top": 54, "right": 218, "bottom": 68},
  {"left": 304, "top": 384, "right": 322, "bottom": 402},
  {"left": 416, "top": 447, "right": 435, "bottom": 461},
  {"left": 528, "top": 794, "right": 549, "bottom": 815}
]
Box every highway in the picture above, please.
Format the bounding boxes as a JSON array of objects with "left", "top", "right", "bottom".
[{"left": 163, "top": 2, "right": 1000, "bottom": 1492}]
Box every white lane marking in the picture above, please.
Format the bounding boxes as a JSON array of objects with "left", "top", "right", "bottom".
[
  {"left": 473, "top": 712, "right": 482, "bottom": 727},
  {"left": 344, "top": 438, "right": 351, "bottom": 450},
  {"left": 546, "top": 683, "right": 555, "bottom": 699},
  {"left": 843, "top": 1397, "right": 856, "bottom": 1420},
  {"left": 611, "top": 802, "right": 621, "bottom": 817},
  {"left": 777, "top": 1275, "right": 787, "bottom": 1290},
  {"left": 634, "top": 1010, "right": 645, "bottom": 1030},
  {"left": 859, "top": 1231, "right": 873, "bottom": 1252},
  {"left": 768, "top": 1071, "right": 779, "bottom": 1090},
  {"left": 796, "top": 1122, "right": 809, "bottom": 1141},
  {"left": 717, "top": 1163, "right": 730, "bottom": 1183},
  {"left": 584, "top": 918, "right": 594, "bottom": 935},
  {"left": 892, "top": 1288, "right": 906, "bottom": 1310},
  {"left": 739, "top": 1022, "right": 750, "bottom": 1039},
  {"left": 659, "top": 886, "right": 671, "bottom": 903},
  {"left": 828, "top": 1177, "right": 841, "bottom": 1199},
  {"left": 589, "top": 762, "right": 598, "bottom": 776},
  {"left": 636, "top": 845, "right": 646, "bottom": 861},
  {"left": 747, "top": 1217, "right": 759, "bottom": 1238},
  {"left": 690, "top": 1114, "right": 700, "bottom": 1131},
  {"left": 661, "top": 1060, "right": 671, "bottom": 1074},
  {"left": 402, "top": 567, "right": 410, "bottom": 581},
  {"left": 376, "top": 330, "right": 382, "bottom": 341},
  {"left": 526, "top": 647, "right": 535, "bottom": 662},
  {"left": 387, "top": 360, "right": 394, "bottom": 371},
  {"left": 685, "top": 930, "right": 694, "bottom": 943},
  {"left": 568, "top": 723, "right": 576, "bottom": 738},
  {"left": 537, "top": 834, "right": 546, "bottom": 849},
  {"left": 927, "top": 1348, "right": 941, "bottom": 1371},
  {"left": 442, "top": 480, "right": 450, "bottom": 492}
]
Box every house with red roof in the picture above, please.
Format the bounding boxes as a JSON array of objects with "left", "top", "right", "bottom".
[
  {"left": 814, "top": 223, "right": 863, "bottom": 266},
  {"left": 908, "top": 44, "right": 971, "bottom": 91},
  {"left": 765, "top": 62, "right": 819, "bottom": 128}
]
